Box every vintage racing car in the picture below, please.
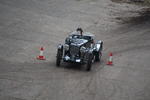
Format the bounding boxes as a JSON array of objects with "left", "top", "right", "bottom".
[{"left": 56, "top": 29, "right": 103, "bottom": 71}]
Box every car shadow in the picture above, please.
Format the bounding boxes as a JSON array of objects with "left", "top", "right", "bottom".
[
  {"left": 62, "top": 62, "right": 84, "bottom": 71},
  {"left": 50, "top": 58, "right": 105, "bottom": 72}
]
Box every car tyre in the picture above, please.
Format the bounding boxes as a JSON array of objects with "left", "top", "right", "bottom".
[
  {"left": 86, "top": 53, "right": 93, "bottom": 71},
  {"left": 56, "top": 49, "right": 62, "bottom": 67},
  {"left": 95, "top": 51, "right": 102, "bottom": 62}
]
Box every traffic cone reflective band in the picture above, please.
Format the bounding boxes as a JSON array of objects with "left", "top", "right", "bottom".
[
  {"left": 37, "top": 47, "right": 46, "bottom": 60},
  {"left": 107, "top": 52, "right": 113, "bottom": 65}
]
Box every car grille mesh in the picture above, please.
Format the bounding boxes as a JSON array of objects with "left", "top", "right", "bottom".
[{"left": 70, "top": 45, "right": 79, "bottom": 56}]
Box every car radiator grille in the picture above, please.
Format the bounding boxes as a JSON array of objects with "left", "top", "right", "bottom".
[{"left": 70, "top": 45, "right": 79, "bottom": 56}]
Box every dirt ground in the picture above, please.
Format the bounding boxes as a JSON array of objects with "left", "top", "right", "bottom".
[{"left": 0, "top": 0, "right": 150, "bottom": 100}]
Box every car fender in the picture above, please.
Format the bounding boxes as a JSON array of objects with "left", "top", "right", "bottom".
[
  {"left": 94, "top": 40, "right": 103, "bottom": 52},
  {"left": 57, "top": 44, "right": 63, "bottom": 54},
  {"left": 57, "top": 44, "right": 63, "bottom": 49}
]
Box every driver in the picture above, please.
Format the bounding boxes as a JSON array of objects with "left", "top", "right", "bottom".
[{"left": 76, "top": 28, "right": 83, "bottom": 36}]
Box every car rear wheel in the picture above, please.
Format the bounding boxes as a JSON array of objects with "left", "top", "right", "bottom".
[{"left": 56, "top": 49, "right": 62, "bottom": 66}]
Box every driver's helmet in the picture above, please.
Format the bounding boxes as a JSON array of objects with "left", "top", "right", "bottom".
[{"left": 76, "top": 28, "right": 83, "bottom": 35}]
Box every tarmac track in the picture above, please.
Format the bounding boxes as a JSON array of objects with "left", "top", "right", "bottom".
[{"left": 0, "top": 0, "right": 150, "bottom": 100}]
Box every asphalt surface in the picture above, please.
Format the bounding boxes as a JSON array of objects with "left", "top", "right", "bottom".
[{"left": 0, "top": 0, "right": 150, "bottom": 100}]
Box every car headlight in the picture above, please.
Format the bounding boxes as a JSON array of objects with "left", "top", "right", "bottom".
[
  {"left": 80, "top": 46, "right": 86, "bottom": 53},
  {"left": 64, "top": 44, "right": 69, "bottom": 51}
]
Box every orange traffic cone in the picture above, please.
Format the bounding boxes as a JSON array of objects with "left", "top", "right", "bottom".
[
  {"left": 37, "top": 47, "right": 46, "bottom": 60},
  {"left": 107, "top": 52, "right": 113, "bottom": 65}
]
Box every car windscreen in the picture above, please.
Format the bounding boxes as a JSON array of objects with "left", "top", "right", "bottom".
[
  {"left": 71, "top": 38, "right": 88, "bottom": 45},
  {"left": 72, "top": 35, "right": 91, "bottom": 40},
  {"left": 82, "top": 36, "right": 91, "bottom": 40}
]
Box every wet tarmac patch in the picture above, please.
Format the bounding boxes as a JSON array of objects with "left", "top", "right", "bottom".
[
  {"left": 0, "top": 96, "right": 26, "bottom": 100},
  {"left": 116, "top": 8, "right": 150, "bottom": 24},
  {"left": 111, "top": 0, "right": 127, "bottom": 3},
  {"left": 111, "top": 0, "right": 145, "bottom": 3}
]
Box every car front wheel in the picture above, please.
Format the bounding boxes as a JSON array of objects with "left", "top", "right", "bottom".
[
  {"left": 56, "top": 49, "right": 62, "bottom": 67},
  {"left": 86, "top": 53, "right": 93, "bottom": 71}
]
